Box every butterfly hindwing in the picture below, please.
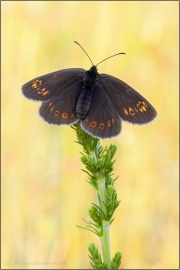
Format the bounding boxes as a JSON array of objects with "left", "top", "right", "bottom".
[
  {"left": 22, "top": 68, "right": 85, "bottom": 101},
  {"left": 99, "top": 74, "right": 157, "bottom": 124},
  {"left": 39, "top": 79, "right": 84, "bottom": 125},
  {"left": 81, "top": 84, "right": 121, "bottom": 139}
]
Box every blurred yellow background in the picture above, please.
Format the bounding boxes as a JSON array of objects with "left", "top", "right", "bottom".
[{"left": 2, "top": 1, "right": 179, "bottom": 269}]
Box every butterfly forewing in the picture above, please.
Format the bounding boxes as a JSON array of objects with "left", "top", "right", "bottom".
[
  {"left": 22, "top": 68, "right": 85, "bottom": 101},
  {"left": 81, "top": 84, "right": 121, "bottom": 139},
  {"left": 99, "top": 74, "right": 157, "bottom": 124}
]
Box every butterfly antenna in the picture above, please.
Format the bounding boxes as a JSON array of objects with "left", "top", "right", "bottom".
[
  {"left": 96, "top": 52, "right": 126, "bottom": 67},
  {"left": 74, "top": 41, "right": 94, "bottom": 66}
]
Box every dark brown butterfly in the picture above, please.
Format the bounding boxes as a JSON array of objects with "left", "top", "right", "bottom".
[{"left": 22, "top": 41, "right": 157, "bottom": 139}]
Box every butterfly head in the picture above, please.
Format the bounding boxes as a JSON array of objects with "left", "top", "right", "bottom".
[{"left": 85, "top": 65, "right": 99, "bottom": 86}]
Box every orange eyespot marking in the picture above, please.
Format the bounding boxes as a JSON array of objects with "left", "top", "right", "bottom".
[
  {"left": 85, "top": 118, "right": 89, "bottom": 123},
  {"left": 142, "top": 101, "right": 147, "bottom": 107},
  {"left": 54, "top": 110, "right": 59, "bottom": 117},
  {"left": 99, "top": 123, "right": 105, "bottom": 130},
  {"left": 38, "top": 88, "right": 48, "bottom": 95},
  {"left": 124, "top": 108, "right": 129, "bottom": 115},
  {"left": 137, "top": 101, "right": 147, "bottom": 112},
  {"left": 62, "top": 112, "right": 68, "bottom": 119},
  {"left": 48, "top": 102, "right": 53, "bottom": 107},
  {"left": 50, "top": 105, "right": 55, "bottom": 111},
  {"left": 107, "top": 120, "right": 111, "bottom": 127},
  {"left": 90, "top": 121, "right": 97, "bottom": 128},
  {"left": 112, "top": 118, "right": 115, "bottom": 124},
  {"left": 37, "top": 89, "right": 44, "bottom": 94},
  {"left": 129, "top": 107, "right": 135, "bottom": 115},
  {"left": 42, "top": 90, "right": 49, "bottom": 96},
  {"left": 32, "top": 79, "right": 42, "bottom": 88},
  {"left": 71, "top": 114, "right": 75, "bottom": 119},
  {"left": 137, "top": 101, "right": 142, "bottom": 109}
]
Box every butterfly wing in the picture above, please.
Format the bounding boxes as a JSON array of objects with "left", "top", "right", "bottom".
[
  {"left": 81, "top": 84, "right": 122, "bottom": 139},
  {"left": 99, "top": 74, "right": 157, "bottom": 124},
  {"left": 22, "top": 68, "right": 85, "bottom": 101},
  {"left": 22, "top": 68, "right": 85, "bottom": 125},
  {"left": 39, "top": 79, "right": 84, "bottom": 125}
]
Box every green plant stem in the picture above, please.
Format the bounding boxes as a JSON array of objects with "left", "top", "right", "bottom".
[
  {"left": 101, "top": 221, "right": 111, "bottom": 268},
  {"left": 97, "top": 180, "right": 106, "bottom": 213},
  {"left": 97, "top": 180, "right": 111, "bottom": 269},
  {"left": 72, "top": 124, "right": 122, "bottom": 269}
]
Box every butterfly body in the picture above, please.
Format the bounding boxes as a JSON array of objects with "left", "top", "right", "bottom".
[
  {"left": 22, "top": 61, "right": 157, "bottom": 139},
  {"left": 76, "top": 65, "right": 99, "bottom": 120}
]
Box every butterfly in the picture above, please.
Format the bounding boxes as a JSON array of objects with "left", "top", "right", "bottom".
[{"left": 22, "top": 41, "right": 157, "bottom": 139}]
